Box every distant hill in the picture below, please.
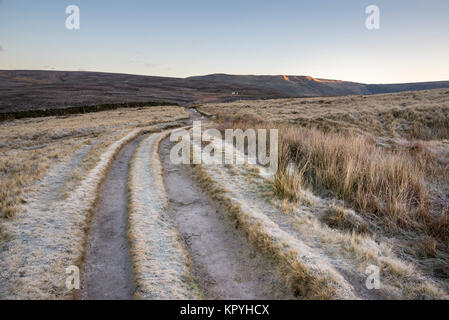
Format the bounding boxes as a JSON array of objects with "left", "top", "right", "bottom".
[{"left": 1, "top": 70, "right": 448, "bottom": 112}]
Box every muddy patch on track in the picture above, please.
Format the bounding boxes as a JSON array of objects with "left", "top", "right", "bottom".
[
  {"left": 80, "top": 135, "right": 146, "bottom": 299},
  {"left": 160, "top": 137, "right": 293, "bottom": 299}
]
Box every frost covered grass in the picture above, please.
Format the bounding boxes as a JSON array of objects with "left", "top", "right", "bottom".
[
  {"left": 190, "top": 140, "right": 448, "bottom": 299},
  {"left": 127, "top": 131, "right": 201, "bottom": 299}
]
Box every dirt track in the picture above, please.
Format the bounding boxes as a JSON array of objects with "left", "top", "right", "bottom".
[
  {"left": 79, "top": 106, "right": 293, "bottom": 299},
  {"left": 80, "top": 135, "right": 146, "bottom": 299}
]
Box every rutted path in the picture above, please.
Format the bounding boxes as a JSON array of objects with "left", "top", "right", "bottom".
[
  {"left": 127, "top": 131, "right": 200, "bottom": 299},
  {"left": 160, "top": 137, "right": 294, "bottom": 299},
  {"left": 80, "top": 135, "right": 146, "bottom": 299},
  {"left": 79, "top": 108, "right": 293, "bottom": 300}
]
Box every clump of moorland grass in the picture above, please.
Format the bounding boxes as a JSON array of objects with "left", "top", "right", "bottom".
[
  {"left": 409, "top": 115, "right": 449, "bottom": 140},
  {"left": 415, "top": 236, "right": 438, "bottom": 258},
  {"left": 322, "top": 204, "right": 371, "bottom": 234},
  {"left": 0, "top": 151, "right": 51, "bottom": 218},
  {"left": 282, "top": 127, "right": 428, "bottom": 228},
  {"left": 278, "top": 125, "right": 449, "bottom": 247},
  {"left": 272, "top": 143, "right": 305, "bottom": 202}
]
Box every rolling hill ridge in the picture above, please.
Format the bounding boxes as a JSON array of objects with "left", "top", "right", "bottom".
[{"left": 1, "top": 70, "right": 449, "bottom": 112}]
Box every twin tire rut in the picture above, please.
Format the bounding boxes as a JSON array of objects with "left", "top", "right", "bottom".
[
  {"left": 81, "top": 128, "right": 291, "bottom": 299},
  {"left": 81, "top": 135, "right": 146, "bottom": 299}
]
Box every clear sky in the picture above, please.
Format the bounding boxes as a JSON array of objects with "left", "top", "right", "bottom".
[{"left": 0, "top": 0, "right": 448, "bottom": 83}]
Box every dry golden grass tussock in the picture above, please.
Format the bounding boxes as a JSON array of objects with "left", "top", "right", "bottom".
[
  {"left": 223, "top": 119, "right": 429, "bottom": 231},
  {"left": 322, "top": 204, "right": 371, "bottom": 235},
  {"left": 0, "top": 142, "right": 78, "bottom": 219},
  {"left": 284, "top": 127, "right": 427, "bottom": 227}
]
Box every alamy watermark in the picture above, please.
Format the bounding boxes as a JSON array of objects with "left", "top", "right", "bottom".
[
  {"left": 365, "top": 265, "right": 381, "bottom": 290},
  {"left": 64, "top": 5, "right": 379, "bottom": 32},
  {"left": 365, "top": 5, "right": 380, "bottom": 30},
  {"left": 170, "top": 121, "right": 279, "bottom": 176},
  {"left": 65, "top": 265, "right": 80, "bottom": 290},
  {"left": 65, "top": 5, "right": 80, "bottom": 30}
]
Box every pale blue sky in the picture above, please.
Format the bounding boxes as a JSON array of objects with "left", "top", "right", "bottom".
[{"left": 0, "top": 0, "right": 448, "bottom": 83}]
